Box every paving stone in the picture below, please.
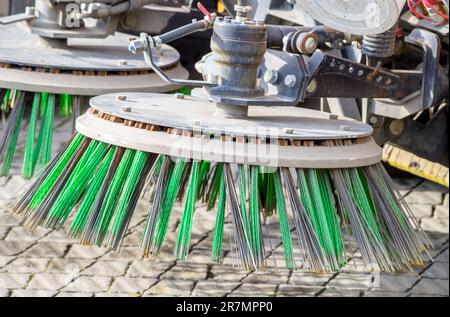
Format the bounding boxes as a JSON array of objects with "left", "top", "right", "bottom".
[
  {"left": 0, "top": 256, "right": 14, "bottom": 268},
  {"left": 410, "top": 278, "right": 449, "bottom": 296},
  {"left": 65, "top": 244, "right": 107, "bottom": 259},
  {"left": 5, "top": 227, "right": 48, "bottom": 242},
  {"left": 361, "top": 291, "right": 407, "bottom": 297},
  {"left": 244, "top": 271, "right": 290, "bottom": 285},
  {"left": 443, "top": 194, "right": 449, "bottom": 207},
  {"left": 0, "top": 289, "right": 9, "bottom": 297},
  {"left": 108, "top": 277, "right": 157, "bottom": 294},
  {"left": 427, "top": 232, "right": 449, "bottom": 248},
  {"left": 374, "top": 274, "right": 419, "bottom": 292},
  {"left": 434, "top": 205, "right": 449, "bottom": 220},
  {"left": 161, "top": 263, "right": 208, "bottom": 281},
  {"left": 405, "top": 188, "right": 443, "bottom": 205},
  {"left": 0, "top": 227, "right": 9, "bottom": 240},
  {"left": 421, "top": 262, "right": 449, "bottom": 279},
  {"left": 320, "top": 288, "right": 363, "bottom": 297},
  {"left": 145, "top": 280, "right": 194, "bottom": 296},
  {"left": 232, "top": 283, "right": 277, "bottom": 296},
  {"left": 421, "top": 217, "right": 449, "bottom": 234},
  {"left": 56, "top": 292, "right": 94, "bottom": 297},
  {"left": 409, "top": 204, "right": 433, "bottom": 219},
  {"left": 11, "top": 289, "right": 56, "bottom": 297},
  {"left": 95, "top": 292, "right": 136, "bottom": 297},
  {"left": 192, "top": 281, "right": 239, "bottom": 297},
  {"left": 0, "top": 273, "right": 30, "bottom": 289},
  {"left": 23, "top": 242, "right": 68, "bottom": 258},
  {"left": 62, "top": 276, "right": 112, "bottom": 293},
  {"left": 436, "top": 250, "right": 449, "bottom": 263},
  {"left": 328, "top": 273, "right": 378, "bottom": 289},
  {"left": 101, "top": 247, "right": 143, "bottom": 261},
  {"left": 127, "top": 261, "right": 174, "bottom": 278},
  {"left": 40, "top": 230, "right": 77, "bottom": 243},
  {"left": 0, "top": 241, "right": 33, "bottom": 256},
  {"left": 0, "top": 213, "right": 22, "bottom": 227},
  {"left": 1, "top": 258, "right": 49, "bottom": 273},
  {"left": 184, "top": 249, "right": 215, "bottom": 264},
  {"left": 210, "top": 267, "right": 248, "bottom": 282},
  {"left": 289, "top": 272, "right": 334, "bottom": 286},
  {"left": 28, "top": 273, "right": 70, "bottom": 291},
  {"left": 83, "top": 261, "right": 129, "bottom": 277},
  {"left": 277, "top": 285, "right": 323, "bottom": 296},
  {"left": 47, "top": 259, "right": 94, "bottom": 274}
]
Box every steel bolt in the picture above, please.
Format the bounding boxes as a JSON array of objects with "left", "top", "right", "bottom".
[
  {"left": 284, "top": 75, "right": 297, "bottom": 88},
  {"left": 303, "top": 36, "right": 317, "bottom": 54},
  {"left": 340, "top": 125, "right": 351, "bottom": 131},
  {"left": 264, "top": 70, "right": 279, "bottom": 84},
  {"left": 117, "top": 95, "right": 127, "bottom": 101},
  {"left": 118, "top": 60, "right": 128, "bottom": 66},
  {"left": 175, "top": 93, "right": 185, "bottom": 99},
  {"left": 122, "top": 106, "right": 131, "bottom": 112},
  {"left": 369, "top": 116, "right": 379, "bottom": 125}
]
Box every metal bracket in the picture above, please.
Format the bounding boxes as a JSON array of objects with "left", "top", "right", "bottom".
[
  {"left": 140, "top": 33, "right": 217, "bottom": 88},
  {"left": 405, "top": 28, "right": 443, "bottom": 110}
]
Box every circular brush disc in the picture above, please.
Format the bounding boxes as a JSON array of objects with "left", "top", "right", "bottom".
[
  {"left": 78, "top": 92, "right": 382, "bottom": 168},
  {"left": 297, "top": 0, "right": 406, "bottom": 35},
  {"left": 0, "top": 23, "right": 188, "bottom": 94}
]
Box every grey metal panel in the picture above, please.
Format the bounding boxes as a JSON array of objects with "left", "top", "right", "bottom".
[
  {"left": 0, "top": 23, "right": 180, "bottom": 71},
  {"left": 90, "top": 92, "right": 374, "bottom": 140}
]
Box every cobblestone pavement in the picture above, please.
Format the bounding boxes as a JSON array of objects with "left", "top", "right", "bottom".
[{"left": 0, "top": 120, "right": 448, "bottom": 297}]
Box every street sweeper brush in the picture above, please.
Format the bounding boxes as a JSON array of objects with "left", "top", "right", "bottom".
[
  {"left": 0, "top": 0, "right": 188, "bottom": 179},
  {"left": 7, "top": 6, "right": 433, "bottom": 273}
]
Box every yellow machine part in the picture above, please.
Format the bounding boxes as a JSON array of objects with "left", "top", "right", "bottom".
[{"left": 383, "top": 143, "right": 449, "bottom": 187}]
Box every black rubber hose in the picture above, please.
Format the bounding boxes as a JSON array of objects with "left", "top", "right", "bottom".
[{"left": 158, "top": 20, "right": 209, "bottom": 44}]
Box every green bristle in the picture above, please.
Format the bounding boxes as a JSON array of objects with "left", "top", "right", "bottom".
[
  {"left": 32, "top": 93, "right": 51, "bottom": 169},
  {"left": 274, "top": 169, "right": 296, "bottom": 270},
  {"left": 151, "top": 158, "right": 187, "bottom": 254},
  {"left": 39, "top": 94, "right": 55, "bottom": 166},
  {"left": 59, "top": 94, "right": 72, "bottom": 118},
  {"left": 141, "top": 156, "right": 172, "bottom": 257},
  {"left": 331, "top": 169, "right": 394, "bottom": 271},
  {"left": 224, "top": 164, "right": 256, "bottom": 270},
  {"left": 363, "top": 165, "right": 428, "bottom": 267},
  {"left": 1, "top": 96, "right": 25, "bottom": 177},
  {"left": 106, "top": 151, "right": 152, "bottom": 251},
  {"left": 314, "top": 170, "right": 345, "bottom": 266},
  {"left": 39, "top": 92, "right": 48, "bottom": 117},
  {"left": 283, "top": 168, "right": 328, "bottom": 272},
  {"left": 249, "top": 166, "right": 265, "bottom": 267},
  {"left": 206, "top": 163, "right": 223, "bottom": 211},
  {"left": 238, "top": 164, "right": 251, "bottom": 237},
  {"left": 211, "top": 163, "right": 225, "bottom": 263},
  {"left": 43, "top": 140, "right": 109, "bottom": 229},
  {"left": 22, "top": 93, "right": 41, "bottom": 179},
  {"left": 1, "top": 89, "right": 11, "bottom": 112},
  {"left": 174, "top": 87, "right": 192, "bottom": 96},
  {"left": 344, "top": 168, "right": 385, "bottom": 245},
  {"left": 90, "top": 148, "right": 134, "bottom": 246},
  {"left": 69, "top": 147, "right": 116, "bottom": 239},
  {"left": 262, "top": 170, "right": 276, "bottom": 216},
  {"left": 297, "top": 169, "right": 344, "bottom": 270},
  {"left": 175, "top": 160, "right": 201, "bottom": 260},
  {"left": 29, "top": 133, "right": 85, "bottom": 209},
  {"left": 197, "top": 160, "right": 211, "bottom": 201}
]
